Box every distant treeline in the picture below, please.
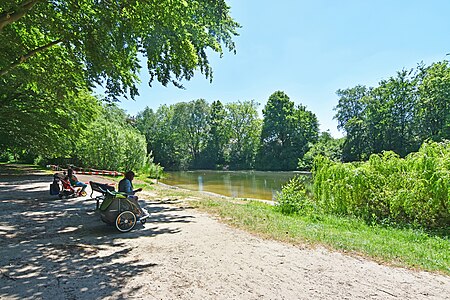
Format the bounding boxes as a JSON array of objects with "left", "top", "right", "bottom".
[
  {"left": 335, "top": 60, "right": 450, "bottom": 161},
  {"left": 134, "top": 60, "right": 450, "bottom": 171},
  {"left": 135, "top": 91, "right": 319, "bottom": 170},
  {"left": 2, "top": 60, "right": 449, "bottom": 174}
]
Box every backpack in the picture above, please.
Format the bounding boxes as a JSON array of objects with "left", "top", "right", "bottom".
[{"left": 50, "top": 180, "right": 60, "bottom": 195}]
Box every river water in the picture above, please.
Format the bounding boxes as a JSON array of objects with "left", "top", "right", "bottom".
[{"left": 160, "top": 170, "right": 309, "bottom": 200}]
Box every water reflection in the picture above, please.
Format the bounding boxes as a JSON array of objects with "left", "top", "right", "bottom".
[
  {"left": 160, "top": 170, "right": 309, "bottom": 200},
  {"left": 198, "top": 175, "right": 203, "bottom": 191}
]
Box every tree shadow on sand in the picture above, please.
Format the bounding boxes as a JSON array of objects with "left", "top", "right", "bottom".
[{"left": 0, "top": 169, "right": 194, "bottom": 299}]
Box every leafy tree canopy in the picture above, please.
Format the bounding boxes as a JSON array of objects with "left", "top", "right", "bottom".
[
  {"left": 225, "top": 100, "right": 261, "bottom": 169},
  {"left": 0, "top": 0, "right": 240, "bottom": 100},
  {"left": 76, "top": 103, "right": 147, "bottom": 171},
  {"left": 334, "top": 60, "right": 450, "bottom": 162},
  {"left": 0, "top": 86, "right": 100, "bottom": 158},
  {"left": 257, "top": 91, "right": 319, "bottom": 170}
]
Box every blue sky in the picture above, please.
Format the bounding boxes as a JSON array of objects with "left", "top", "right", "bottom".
[{"left": 116, "top": 0, "right": 450, "bottom": 137}]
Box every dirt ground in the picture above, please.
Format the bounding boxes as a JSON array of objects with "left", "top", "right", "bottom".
[{"left": 0, "top": 165, "right": 449, "bottom": 300}]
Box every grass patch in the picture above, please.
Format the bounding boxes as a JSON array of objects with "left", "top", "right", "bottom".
[
  {"left": 191, "top": 198, "right": 450, "bottom": 275},
  {"left": 0, "top": 163, "right": 46, "bottom": 175},
  {"left": 135, "top": 174, "right": 159, "bottom": 186}
]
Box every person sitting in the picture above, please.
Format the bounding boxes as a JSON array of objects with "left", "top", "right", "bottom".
[
  {"left": 67, "top": 168, "right": 87, "bottom": 196},
  {"left": 118, "top": 171, "right": 149, "bottom": 218}
]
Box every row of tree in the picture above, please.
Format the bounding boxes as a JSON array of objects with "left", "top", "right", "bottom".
[
  {"left": 135, "top": 91, "right": 320, "bottom": 170},
  {"left": 335, "top": 61, "right": 450, "bottom": 161},
  {"left": 3, "top": 59, "right": 449, "bottom": 172}
]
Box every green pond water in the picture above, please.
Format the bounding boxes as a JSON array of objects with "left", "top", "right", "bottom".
[{"left": 160, "top": 170, "right": 309, "bottom": 200}]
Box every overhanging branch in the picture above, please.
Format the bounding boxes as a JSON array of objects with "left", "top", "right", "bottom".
[{"left": 0, "top": 39, "right": 63, "bottom": 76}]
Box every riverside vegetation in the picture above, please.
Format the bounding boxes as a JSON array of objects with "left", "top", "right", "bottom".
[
  {"left": 155, "top": 141, "right": 449, "bottom": 275},
  {"left": 115, "top": 142, "right": 449, "bottom": 275},
  {"left": 274, "top": 140, "right": 449, "bottom": 274}
]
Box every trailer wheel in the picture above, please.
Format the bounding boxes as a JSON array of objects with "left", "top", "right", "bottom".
[{"left": 115, "top": 211, "right": 136, "bottom": 232}]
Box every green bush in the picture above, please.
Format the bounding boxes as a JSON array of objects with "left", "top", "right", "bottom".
[
  {"left": 276, "top": 176, "right": 315, "bottom": 215},
  {"left": 0, "top": 150, "right": 14, "bottom": 163},
  {"left": 313, "top": 141, "right": 450, "bottom": 228},
  {"left": 140, "top": 153, "right": 164, "bottom": 179},
  {"left": 76, "top": 105, "right": 147, "bottom": 172}
]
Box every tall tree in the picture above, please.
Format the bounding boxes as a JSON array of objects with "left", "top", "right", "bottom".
[
  {"left": 172, "top": 99, "right": 210, "bottom": 168},
  {"left": 137, "top": 100, "right": 210, "bottom": 170},
  {"left": 367, "top": 70, "right": 418, "bottom": 156},
  {"left": 291, "top": 103, "right": 320, "bottom": 160},
  {"left": 1, "top": 1, "right": 239, "bottom": 159},
  {"left": 225, "top": 100, "right": 261, "bottom": 169},
  {"left": 201, "top": 100, "right": 229, "bottom": 169},
  {"left": 334, "top": 86, "right": 370, "bottom": 161},
  {"left": 417, "top": 61, "right": 450, "bottom": 141},
  {"left": 334, "top": 62, "right": 449, "bottom": 161},
  {"left": 136, "top": 106, "right": 158, "bottom": 155},
  {"left": 257, "top": 91, "right": 294, "bottom": 170},
  {"left": 257, "top": 91, "right": 318, "bottom": 170},
  {"left": 145, "top": 105, "right": 180, "bottom": 170}
]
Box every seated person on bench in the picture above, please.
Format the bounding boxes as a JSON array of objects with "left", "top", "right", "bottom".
[{"left": 118, "top": 171, "right": 148, "bottom": 218}]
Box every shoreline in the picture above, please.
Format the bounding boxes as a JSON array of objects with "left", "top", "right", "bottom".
[{"left": 153, "top": 181, "right": 277, "bottom": 205}]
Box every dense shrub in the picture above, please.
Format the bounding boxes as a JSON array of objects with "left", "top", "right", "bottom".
[
  {"left": 276, "top": 176, "right": 315, "bottom": 215},
  {"left": 0, "top": 150, "right": 14, "bottom": 163},
  {"left": 140, "top": 153, "right": 164, "bottom": 179},
  {"left": 76, "top": 105, "right": 147, "bottom": 172},
  {"left": 312, "top": 141, "right": 450, "bottom": 228}
]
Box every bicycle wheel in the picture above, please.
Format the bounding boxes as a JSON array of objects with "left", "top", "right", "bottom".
[{"left": 115, "top": 211, "right": 136, "bottom": 232}]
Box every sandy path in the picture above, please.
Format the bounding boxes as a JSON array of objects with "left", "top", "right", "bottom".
[{"left": 0, "top": 168, "right": 449, "bottom": 299}]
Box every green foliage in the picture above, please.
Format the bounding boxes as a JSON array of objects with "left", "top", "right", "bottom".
[
  {"left": 173, "top": 99, "right": 210, "bottom": 169},
  {"left": 276, "top": 176, "right": 315, "bottom": 215},
  {"left": 417, "top": 61, "right": 450, "bottom": 141},
  {"left": 1, "top": 0, "right": 240, "bottom": 169},
  {"left": 201, "top": 100, "right": 229, "bottom": 169},
  {"left": 136, "top": 105, "right": 176, "bottom": 169},
  {"left": 298, "top": 131, "right": 344, "bottom": 170},
  {"left": 136, "top": 100, "right": 210, "bottom": 170},
  {"left": 135, "top": 99, "right": 263, "bottom": 170},
  {"left": 0, "top": 86, "right": 100, "bottom": 158},
  {"left": 225, "top": 100, "right": 261, "bottom": 169},
  {"left": 334, "top": 85, "right": 372, "bottom": 161},
  {"left": 135, "top": 94, "right": 322, "bottom": 171},
  {"left": 313, "top": 140, "right": 450, "bottom": 228},
  {"left": 0, "top": 150, "right": 14, "bottom": 162},
  {"left": 76, "top": 104, "right": 147, "bottom": 171},
  {"left": 257, "top": 91, "right": 319, "bottom": 170},
  {"left": 140, "top": 153, "right": 164, "bottom": 179},
  {"left": 334, "top": 60, "right": 450, "bottom": 162},
  {"left": 0, "top": 0, "right": 240, "bottom": 100}
]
